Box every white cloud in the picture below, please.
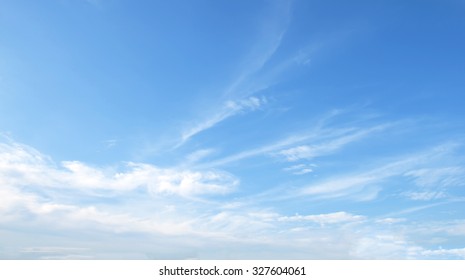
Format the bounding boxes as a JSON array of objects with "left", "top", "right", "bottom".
[
  {"left": 403, "top": 191, "right": 446, "bottom": 201},
  {"left": 206, "top": 119, "right": 395, "bottom": 168},
  {"left": 180, "top": 96, "right": 267, "bottom": 144},
  {"left": 293, "top": 168, "right": 313, "bottom": 175},
  {"left": 177, "top": 2, "right": 293, "bottom": 148},
  {"left": 283, "top": 164, "right": 315, "bottom": 175},
  {"left": 0, "top": 140, "right": 244, "bottom": 245},
  {"left": 0, "top": 183, "right": 194, "bottom": 236},
  {"left": 0, "top": 142, "right": 238, "bottom": 197},
  {"left": 445, "top": 222, "right": 465, "bottom": 236},
  {"left": 277, "top": 124, "right": 390, "bottom": 161},
  {"left": 221, "top": 0, "right": 291, "bottom": 99},
  {"left": 278, "top": 211, "right": 365, "bottom": 225},
  {"left": 383, "top": 201, "right": 452, "bottom": 218},
  {"left": 351, "top": 235, "right": 423, "bottom": 259},
  {"left": 225, "top": 96, "right": 265, "bottom": 111},
  {"left": 102, "top": 139, "right": 118, "bottom": 149},
  {"left": 203, "top": 116, "right": 359, "bottom": 167},
  {"left": 0, "top": 186, "right": 37, "bottom": 220},
  {"left": 63, "top": 205, "right": 193, "bottom": 235},
  {"left": 421, "top": 248, "right": 465, "bottom": 259},
  {"left": 205, "top": 133, "right": 314, "bottom": 167},
  {"left": 185, "top": 149, "right": 216, "bottom": 164},
  {"left": 20, "top": 247, "right": 89, "bottom": 253},
  {"left": 19, "top": 200, "right": 192, "bottom": 236},
  {"left": 376, "top": 218, "right": 407, "bottom": 224},
  {"left": 1, "top": 140, "right": 464, "bottom": 259},
  {"left": 279, "top": 145, "right": 313, "bottom": 161},
  {"left": 301, "top": 175, "right": 377, "bottom": 198},
  {"left": 404, "top": 167, "right": 465, "bottom": 188},
  {"left": 298, "top": 142, "right": 462, "bottom": 200},
  {"left": 148, "top": 167, "right": 238, "bottom": 197}
]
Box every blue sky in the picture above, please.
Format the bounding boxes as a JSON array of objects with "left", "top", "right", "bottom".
[{"left": 1, "top": 0, "right": 465, "bottom": 259}]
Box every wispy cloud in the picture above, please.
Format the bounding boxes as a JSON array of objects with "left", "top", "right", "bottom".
[
  {"left": 296, "top": 142, "right": 462, "bottom": 200},
  {"left": 204, "top": 115, "right": 393, "bottom": 167},
  {"left": 184, "top": 149, "right": 216, "bottom": 164},
  {"left": 201, "top": 120, "right": 349, "bottom": 167},
  {"left": 221, "top": 0, "right": 292, "bottom": 99},
  {"left": 179, "top": 96, "right": 267, "bottom": 145},
  {"left": 402, "top": 191, "right": 447, "bottom": 201},
  {"left": 404, "top": 167, "right": 465, "bottom": 188},
  {"left": 176, "top": 1, "right": 292, "bottom": 148},
  {"left": 381, "top": 201, "right": 457, "bottom": 218},
  {"left": 277, "top": 124, "right": 390, "bottom": 161},
  {"left": 203, "top": 132, "right": 315, "bottom": 167},
  {"left": 375, "top": 218, "right": 407, "bottom": 224},
  {"left": 283, "top": 164, "right": 315, "bottom": 175},
  {"left": 278, "top": 211, "right": 365, "bottom": 225},
  {"left": 421, "top": 248, "right": 465, "bottom": 259},
  {"left": 102, "top": 139, "right": 118, "bottom": 149}
]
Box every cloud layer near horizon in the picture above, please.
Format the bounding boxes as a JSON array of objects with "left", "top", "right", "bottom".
[{"left": 1, "top": 134, "right": 465, "bottom": 259}]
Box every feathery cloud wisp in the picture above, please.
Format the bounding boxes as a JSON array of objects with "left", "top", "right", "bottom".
[
  {"left": 180, "top": 96, "right": 267, "bottom": 145},
  {"left": 277, "top": 124, "right": 390, "bottom": 161},
  {"left": 297, "top": 142, "right": 463, "bottom": 200}
]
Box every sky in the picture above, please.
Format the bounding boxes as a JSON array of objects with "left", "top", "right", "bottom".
[{"left": 0, "top": 0, "right": 465, "bottom": 259}]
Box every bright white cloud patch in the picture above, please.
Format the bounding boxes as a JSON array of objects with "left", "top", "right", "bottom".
[{"left": 0, "top": 142, "right": 237, "bottom": 197}]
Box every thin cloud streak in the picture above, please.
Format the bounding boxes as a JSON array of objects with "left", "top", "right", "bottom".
[
  {"left": 221, "top": 0, "right": 293, "bottom": 99},
  {"left": 203, "top": 121, "right": 393, "bottom": 168},
  {"left": 179, "top": 97, "right": 267, "bottom": 146},
  {"left": 277, "top": 123, "right": 392, "bottom": 161},
  {"left": 240, "top": 141, "right": 464, "bottom": 205},
  {"left": 297, "top": 142, "right": 463, "bottom": 199},
  {"left": 175, "top": 1, "right": 292, "bottom": 148}
]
